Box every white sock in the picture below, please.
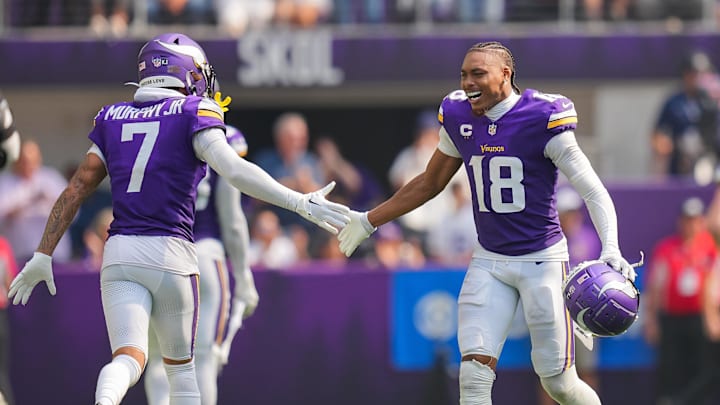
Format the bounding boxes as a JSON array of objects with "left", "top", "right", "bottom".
[
  {"left": 194, "top": 350, "right": 218, "bottom": 405},
  {"left": 143, "top": 357, "right": 170, "bottom": 405},
  {"left": 164, "top": 360, "right": 201, "bottom": 405},
  {"left": 540, "top": 366, "right": 601, "bottom": 405},
  {"left": 459, "top": 360, "right": 496, "bottom": 405},
  {"left": 95, "top": 354, "right": 142, "bottom": 405}
]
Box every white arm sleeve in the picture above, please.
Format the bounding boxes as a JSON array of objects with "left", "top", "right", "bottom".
[
  {"left": 215, "top": 176, "right": 250, "bottom": 280},
  {"left": 545, "top": 131, "right": 621, "bottom": 255},
  {"left": 193, "top": 128, "right": 303, "bottom": 211}
]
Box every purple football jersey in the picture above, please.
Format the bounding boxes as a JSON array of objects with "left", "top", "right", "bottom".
[
  {"left": 193, "top": 169, "right": 221, "bottom": 241},
  {"left": 194, "top": 128, "right": 247, "bottom": 241},
  {"left": 88, "top": 95, "right": 225, "bottom": 242},
  {"left": 440, "top": 89, "right": 578, "bottom": 255}
]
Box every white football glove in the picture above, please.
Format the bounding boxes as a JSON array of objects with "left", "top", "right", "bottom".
[
  {"left": 211, "top": 342, "right": 230, "bottom": 374},
  {"left": 293, "top": 181, "right": 350, "bottom": 234},
  {"left": 8, "top": 252, "right": 57, "bottom": 306},
  {"left": 338, "top": 210, "right": 377, "bottom": 257},
  {"left": 215, "top": 299, "right": 248, "bottom": 374},
  {"left": 599, "top": 251, "right": 636, "bottom": 282},
  {"left": 233, "top": 269, "right": 259, "bottom": 319}
]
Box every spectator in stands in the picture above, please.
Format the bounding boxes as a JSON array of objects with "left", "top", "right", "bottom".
[
  {"left": 582, "top": 0, "right": 632, "bottom": 21},
  {"left": 274, "top": 0, "right": 332, "bottom": 28},
  {"left": 370, "top": 221, "right": 426, "bottom": 270},
  {"left": 214, "top": 0, "right": 275, "bottom": 35},
  {"left": 309, "top": 228, "right": 348, "bottom": 265},
  {"left": 456, "top": 0, "right": 504, "bottom": 23},
  {"left": 643, "top": 196, "right": 718, "bottom": 404},
  {"left": 332, "top": 0, "right": 387, "bottom": 24},
  {"left": 16, "top": 0, "right": 87, "bottom": 26},
  {"left": 0, "top": 237, "right": 16, "bottom": 405},
  {"left": 314, "top": 136, "right": 385, "bottom": 212},
  {"left": 254, "top": 112, "right": 327, "bottom": 232},
  {"left": 248, "top": 209, "right": 300, "bottom": 270},
  {"left": 89, "top": 0, "right": 130, "bottom": 37},
  {"left": 426, "top": 182, "right": 475, "bottom": 266},
  {"left": 651, "top": 51, "right": 720, "bottom": 181},
  {"left": 0, "top": 140, "right": 71, "bottom": 263},
  {"left": 148, "top": 0, "right": 213, "bottom": 24}
]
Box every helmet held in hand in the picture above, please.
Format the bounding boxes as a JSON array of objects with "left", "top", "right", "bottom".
[{"left": 563, "top": 260, "right": 640, "bottom": 337}]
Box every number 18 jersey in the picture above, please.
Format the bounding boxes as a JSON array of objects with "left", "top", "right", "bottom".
[
  {"left": 88, "top": 95, "right": 225, "bottom": 243},
  {"left": 439, "top": 89, "right": 578, "bottom": 256}
]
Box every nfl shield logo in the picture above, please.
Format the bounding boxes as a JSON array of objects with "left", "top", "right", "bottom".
[
  {"left": 488, "top": 123, "right": 497, "bottom": 135},
  {"left": 152, "top": 57, "right": 163, "bottom": 68}
]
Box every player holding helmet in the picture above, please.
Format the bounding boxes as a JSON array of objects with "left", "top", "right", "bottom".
[
  {"left": 338, "top": 41, "right": 635, "bottom": 405},
  {"left": 8, "top": 33, "right": 349, "bottom": 405}
]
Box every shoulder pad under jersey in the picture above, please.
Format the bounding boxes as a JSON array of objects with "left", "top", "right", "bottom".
[
  {"left": 197, "top": 97, "right": 225, "bottom": 122},
  {"left": 439, "top": 89, "right": 469, "bottom": 125},
  {"left": 528, "top": 90, "right": 578, "bottom": 131}
]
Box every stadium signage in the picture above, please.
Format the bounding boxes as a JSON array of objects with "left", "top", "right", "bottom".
[{"left": 236, "top": 29, "right": 344, "bottom": 87}]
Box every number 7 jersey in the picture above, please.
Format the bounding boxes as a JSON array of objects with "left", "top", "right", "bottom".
[
  {"left": 88, "top": 95, "right": 226, "bottom": 243},
  {"left": 439, "top": 89, "right": 578, "bottom": 256}
]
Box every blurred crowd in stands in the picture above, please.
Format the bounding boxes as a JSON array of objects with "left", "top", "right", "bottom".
[{"left": 7, "top": 0, "right": 715, "bottom": 37}]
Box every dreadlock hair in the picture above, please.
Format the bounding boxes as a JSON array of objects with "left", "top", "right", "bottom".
[{"left": 467, "top": 42, "right": 521, "bottom": 94}]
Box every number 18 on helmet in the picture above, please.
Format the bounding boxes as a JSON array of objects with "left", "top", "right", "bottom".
[{"left": 563, "top": 260, "right": 640, "bottom": 337}]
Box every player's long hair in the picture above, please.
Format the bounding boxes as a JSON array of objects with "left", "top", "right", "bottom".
[{"left": 467, "top": 42, "right": 521, "bottom": 94}]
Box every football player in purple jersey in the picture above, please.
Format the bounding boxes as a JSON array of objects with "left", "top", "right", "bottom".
[
  {"left": 7, "top": 33, "right": 349, "bottom": 405},
  {"left": 0, "top": 93, "right": 20, "bottom": 172},
  {"left": 338, "top": 41, "right": 635, "bottom": 405},
  {"left": 144, "top": 125, "right": 258, "bottom": 405}
]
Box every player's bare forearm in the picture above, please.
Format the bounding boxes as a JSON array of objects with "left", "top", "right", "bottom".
[
  {"left": 38, "top": 153, "right": 107, "bottom": 255},
  {"left": 368, "top": 150, "right": 462, "bottom": 227},
  {"left": 369, "top": 173, "right": 438, "bottom": 227},
  {"left": 38, "top": 188, "right": 84, "bottom": 255}
]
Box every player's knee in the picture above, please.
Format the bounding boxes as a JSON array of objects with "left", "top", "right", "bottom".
[
  {"left": 164, "top": 360, "right": 200, "bottom": 401},
  {"left": 461, "top": 353, "right": 498, "bottom": 371},
  {"left": 459, "top": 358, "right": 496, "bottom": 405},
  {"left": 163, "top": 356, "right": 193, "bottom": 365},
  {"left": 95, "top": 354, "right": 144, "bottom": 405},
  {"left": 113, "top": 346, "right": 147, "bottom": 372}
]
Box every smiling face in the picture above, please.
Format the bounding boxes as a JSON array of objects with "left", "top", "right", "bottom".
[{"left": 461, "top": 49, "right": 513, "bottom": 116}]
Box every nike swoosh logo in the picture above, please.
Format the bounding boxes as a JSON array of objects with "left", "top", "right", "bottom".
[
  {"left": 309, "top": 200, "right": 320, "bottom": 206},
  {"left": 562, "top": 102, "right": 573, "bottom": 108}
]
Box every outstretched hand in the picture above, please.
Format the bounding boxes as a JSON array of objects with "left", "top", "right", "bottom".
[
  {"left": 8, "top": 252, "right": 56, "bottom": 306},
  {"left": 338, "top": 210, "right": 377, "bottom": 257},
  {"left": 294, "top": 181, "right": 350, "bottom": 234}
]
